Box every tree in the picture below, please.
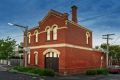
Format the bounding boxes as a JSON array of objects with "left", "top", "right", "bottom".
[
  {"left": 99, "top": 44, "right": 120, "bottom": 59},
  {"left": 18, "top": 42, "right": 24, "bottom": 54},
  {"left": 0, "top": 37, "right": 16, "bottom": 60},
  {"left": 96, "top": 43, "right": 120, "bottom": 65}
]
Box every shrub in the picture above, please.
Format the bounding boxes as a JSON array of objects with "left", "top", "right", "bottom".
[
  {"left": 86, "top": 69, "right": 97, "bottom": 75},
  {"left": 96, "top": 68, "right": 108, "bottom": 75},
  {"left": 13, "top": 66, "right": 55, "bottom": 76},
  {"left": 13, "top": 66, "right": 33, "bottom": 72},
  {"left": 28, "top": 68, "right": 44, "bottom": 76},
  {"left": 86, "top": 68, "right": 108, "bottom": 75},
  {"left": 43, "top": 69, "right": 55, "bottom": 76}
]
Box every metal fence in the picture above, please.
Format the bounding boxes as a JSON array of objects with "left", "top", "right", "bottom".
[{"left": 0, "top": 59, "right": 23, "bottom": 66}]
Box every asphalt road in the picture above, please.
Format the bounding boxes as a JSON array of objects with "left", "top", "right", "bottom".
[
  {"left": 0, "top": 71, "right": 120, "bottom": 80},
  {"left": 0, "top": 64, "right": 120, "bottom": 80},
  {"left": 0, "top": 71, "right": 41, "bottom": 80}
]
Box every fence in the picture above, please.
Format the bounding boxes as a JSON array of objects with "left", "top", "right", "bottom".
[{"left": 0, "top": 59, "right": 23, "bottom": 66}]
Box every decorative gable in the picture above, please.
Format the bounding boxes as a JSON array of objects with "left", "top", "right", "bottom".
[{"left": 38, "top": 10, "right": 68, "bottom": 31}]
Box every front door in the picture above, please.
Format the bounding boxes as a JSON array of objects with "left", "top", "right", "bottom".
[{"left": 45, "top": 52, "right": 59, "bottom": 72}]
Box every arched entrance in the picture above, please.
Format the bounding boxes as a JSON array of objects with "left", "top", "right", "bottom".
[{"left": 43, "top": 49, "right": 60, "bottom": 72}]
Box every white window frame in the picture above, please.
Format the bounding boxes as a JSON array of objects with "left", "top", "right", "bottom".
[
  {"left": 45, "top": 52, "right": 59, "bottom": 58},
  {"left": 52, "top": 24, "right": 58, "bottom": 40},
  {"left": 45, "top": 26, "right": 51, "bottom": 41},
  {"left": 53, "top": 26, "right": 58, "bottom": 40},
  {"left": 28, "top": 32, "right": 31, "bottom": 43},
  {"left": 28, "top": 53, "right": 30, "bottom": 64},
  {"left": 34, "top": 51, "right": 38, "bottom": 65},
  {"left": 86, "top": 32, "right": 90, "bottom": 44},
  {"left": 34, "top": 30, "right": 38, "bottom": 42}
]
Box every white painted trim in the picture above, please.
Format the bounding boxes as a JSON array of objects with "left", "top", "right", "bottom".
[
  {"left": 28, "top": 43, "right": 93, "bottom": 51},
  {"left": 34, "top": 51, "right": 38, "bottom": 65},
  {"left": 29, "top": 26, "right": 67, "bottom": 37},
  {"left": 39, "top": 31, "right": 45, "bottom": 34},
  {"left": 34, "top": 51, "right": 38, "bottom": 54},
  {"left": 51, "top": 24, "right": 58, "bottom": 30},
  {"left": 28, "top": 54, "right": 30, "bottom": 64},
  {"left": 58, "top": 27, "right": 67, "bottom": 30},
  {"left": 43, "top": 48, "right": 60, "bottom": 55},
  {"left": 45, "top": 26, "right": 50, "bottom": 32}
]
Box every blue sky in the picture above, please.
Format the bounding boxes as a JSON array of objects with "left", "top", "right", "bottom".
[{"left": 0, "top": 0, "right": 120, "bottom": 47}]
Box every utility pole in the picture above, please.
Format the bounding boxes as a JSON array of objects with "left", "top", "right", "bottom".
[
  {"left": 102, "top": 34, "right": 115, "bottom": 68},
  {"left": 8, "top": 23, "right": 29, "bottom": 67}
]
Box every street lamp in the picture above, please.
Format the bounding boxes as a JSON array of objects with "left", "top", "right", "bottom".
[{"left": 8, "top": 23, "right": 29, "bottom": 67}]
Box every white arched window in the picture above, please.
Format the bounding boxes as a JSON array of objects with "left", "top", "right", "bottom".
[
  {"left": 34, "top": 51, "right": 38, "bottom": 65},
  {"left": 45, "top": 26, "right": 50, "bottom": 41},
  {"left": 34, "top": 30, "right": 38, "bottom": 42},
  {"left": 86, "top": 32, "right": 90, "bottom": 44},
  {"left": 52, "top": 25, "right": 58, "bottom": 40},
  {"left": 28, "top": 32, "right": 31, "bottom": 43},
  {"left": 28, "top": 53, "right": 30, "bottom": 64}
]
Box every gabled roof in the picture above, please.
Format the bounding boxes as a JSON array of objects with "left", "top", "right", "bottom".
[
  {"left": 50, "top": 9, "right": 64, "bottom": 16},
  {"left": 68, "top": 20, "right": 92, "bottom": 32},
  {"left": 29, "top": 9, "right": 92, "bottom": 32},
  {"left": 28, "top": 26, "right": 39, "bottom": 31},
  {"left": 39, "top": 9, "right": 65, "bottom": 25}
]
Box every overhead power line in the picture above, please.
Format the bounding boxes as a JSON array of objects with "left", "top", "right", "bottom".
[
  {"left": 111, "top": 36, "right": 120, "bottom": 45},
  {"left": 102, "top": 34, "right": 115, "bottom": 68},
  {"left": 79, "top": 11, "right": 117, "bottom": 22}
]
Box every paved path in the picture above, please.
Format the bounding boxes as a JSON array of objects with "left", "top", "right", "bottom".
[{"left": 0, "top": 65, "right": 8, "bottom": 71}]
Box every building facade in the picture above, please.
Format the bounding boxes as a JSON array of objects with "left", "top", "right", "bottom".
[{"left": 24, "top": 5, "right": 106, "bottom": 75}]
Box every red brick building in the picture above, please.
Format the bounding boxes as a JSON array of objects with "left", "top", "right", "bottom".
[{"left": 24, "top": 5, "right": 106, "bottom": 75}]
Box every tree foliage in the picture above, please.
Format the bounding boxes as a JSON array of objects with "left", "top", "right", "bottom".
[
  {"left": 98, "top": 43, "right": 120, "bottom": 60},
  {"left": 0, "top": 37, "right": 16, "bottom": 59}
]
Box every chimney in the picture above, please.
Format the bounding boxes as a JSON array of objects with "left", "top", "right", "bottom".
[{"left": 71, "top": 5, "right": 77, "bottom": 23}]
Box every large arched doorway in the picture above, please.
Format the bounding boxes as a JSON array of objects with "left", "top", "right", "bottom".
[{"left": 43, "top": 49, "right": 60, "bottom": 72}]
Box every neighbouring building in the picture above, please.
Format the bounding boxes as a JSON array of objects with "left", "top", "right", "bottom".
[{"left": 24, "top": 5, "right": 106, "bottom": 75}]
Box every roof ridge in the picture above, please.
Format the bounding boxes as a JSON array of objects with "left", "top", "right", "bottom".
[
  {"left": 50, "top": 9, "right": 64, "bottom": 15},
  {"left": 28, "top": 26, "right": 39, "bottom": 31},
  {"left": 68, "top": 20, "right": 92, "bottom": 32}
]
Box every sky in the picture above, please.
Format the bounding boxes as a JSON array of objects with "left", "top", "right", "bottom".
[{"left": 0, "top": 0, "right": 120, "bottom": 47}]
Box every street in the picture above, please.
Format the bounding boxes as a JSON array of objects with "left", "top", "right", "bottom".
[
  {"left": 0, "top": 64, "right": 120, "bottom": 80},
  {"left": 0, "top": 71, "right": 120, "bottom": 80}
]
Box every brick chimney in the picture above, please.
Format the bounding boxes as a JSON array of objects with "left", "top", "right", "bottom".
[{"left": 71, "top": 5, "right": 77, "bottom": 23}]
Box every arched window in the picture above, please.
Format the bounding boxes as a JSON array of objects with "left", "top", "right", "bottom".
[
  {"left": 45, "top": 52, "right": 59, "bottom": 58},
  {"left": 43, "top": 48, "right": 60, "bottom": 57},
  {"left": 52, "top": 24, "right": 58, "bottom": 40},
  {"left": 28, "top": 32, "right": 31, "bottom": 43},
  {"left": 86, "top": 32, "right": 90, "bottom": 44},
  {"left": 28, "top": 53, "right": 30, "bottom": 64},
  {"left": 34, "top": 51, "right": 38, "bottom": 65},
  {"left": 34, "top": 30, "right": 38, "bottom": 42},
  {"left": 45, "top": 26, "right": 50, "bottom": 41}
]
